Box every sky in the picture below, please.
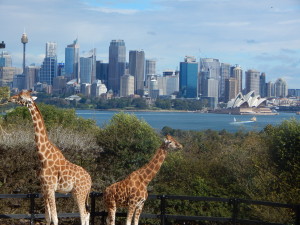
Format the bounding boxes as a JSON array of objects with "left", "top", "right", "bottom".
[{"left": 1, "top": 0, "right": 300, "bottom": 88}]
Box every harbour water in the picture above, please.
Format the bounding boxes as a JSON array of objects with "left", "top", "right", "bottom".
[{"left": 76, "top": 110, "right": 299, "bottom": 133}]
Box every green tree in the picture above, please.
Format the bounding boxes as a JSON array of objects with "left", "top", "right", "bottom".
[{"left": 96, "top": 112, "right": 161, "bottom": 184}]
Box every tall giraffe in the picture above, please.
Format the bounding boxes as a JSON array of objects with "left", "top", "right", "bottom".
[
  {"left": 103, "top": 134, "right": 182, "bottom": 225},
  {"left": 9, "top": 90, "right": 91, "bottom": 225}
]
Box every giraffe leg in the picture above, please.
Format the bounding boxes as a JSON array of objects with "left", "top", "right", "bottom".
[
  {"left": 45, "top": 190, "right": 58, "bottom": 225},
  {"left": 133, "top": 201, "right": 145, "bottom": 225},
  {"left": 44, "top": 197, "right": 51, "bottom": 225},
  {"left": 73, "top": 190, "right": 90, "bottom": 225},
  {"left": 126, "top": 204, "right": 136, "bottom": 225},
  {"left": 106, "top": 204, "right": 116, "bottom": 225}
]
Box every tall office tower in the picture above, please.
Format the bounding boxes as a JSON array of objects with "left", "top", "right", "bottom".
[
  {"left": 25, "top": 65, "right": 39, "bottom": 90},
  {"left": 274, "top": 78, "right": 288, "bottom": 97},
  {"left": 21, "top": 32, "right": 28, "bottom": 74},
  {"left": 39, "top": 42, "right": 57, "bottom": 85},
  {"left": 120, "top": 74, "right": 134, "bottom": 97},
  {"left": 0, "top": 67, "right": 15, "bottom": 87},
  {"left": 80, "top": 48, "right": 96, "bottom": 84},
  {"left": 266, "top": 81, "right": 274, "bottom": 97},
  {"left": 91, "top": 80, "right": 107, "bottom": 97},
  {"left": 220, "top": 63, "right": 231, "bottom": 101},
  {"left": 231, "top": 65, "right": 243, "bottom": 94},
  {"left": 0, "top": 51, "right": 12, "bottom": 67},
  {"left": 108, "top": 40, "right": 126, "bottom": 95},
  {"left": 157, "top": 73, "right": 179, "bottom": 96},
  {"left": 96, "top": 61, "right": 109, "bottom": 84},
  {"left": 65, "top": 39, "right": 80, "bottom": 82},
  {"left": 224, "top": 77, "right": 237, "bottom": 103},
  {"left": 146, "top": 59, "right": 156, "bottom": 75},
  {"left": 57, "top": 63, "right": 65, "bottom": 77},
  {"left": 245, "top": 69, "right": 260, "bottom": 95},
  {"left": 129, "top": 50, "right": 145, "bottom": 96},
  {"left": 179, "top": 56, "right": 198, "bottom": 98},
  {"left": 199, "top": 58, "right": 220, "bottom": 102},
  {"left": 259, "top": 72, "right": 266, "bottom": 97}
]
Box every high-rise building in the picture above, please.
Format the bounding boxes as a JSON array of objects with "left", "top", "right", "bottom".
[
  {"left": 39, "top": 42, "right": 57, "bottom": 85},
  {"left": 91, "top": 80, "right": 107, "bottom": 97},
  {"left": 108, "top": 40, "right": 126, "bottom": 95},
  {"left": 0, "top": 51, "right": 12, "bottom": 67},
  {"left": 129, "top": 50, "right": 145, "bottom": 96},
  {"left": 80, "top": 48, "right": 96, "bottom": 84},
  {"left": 145, "top": 59, "right": 156, "bottom": 75},
  {"left": 25, "top": 65, "right": 39, "bottom": 90},
  {"left": 260, "top": 72, "right": 266, "bottom": 97},
  {"left": 231, "top": 65, "right": 243, "bottom": 94},
  {"left": 220, "top": 63, "right": 231, "bottom": 101},
  {"left": 179, "top": 56, "right": 198, "bottom": 98},
  {"left": 96, "top": 61, "right": 108, "bottom": 85},
  {"left": 245, "top": 69, "right": 260, "bottom": 95},
  {"left": 65, "top": 39, "right": 80, "bottom": 82},
  {"left": 157, "top": 73, "right": 179, "bottom": 96},
  {"left": 274, "top": 78, "right": 288, "bottom": 97},
  {"left": 120, "top": 74, "right": 134, "bottom": 97},
  {"left": 266, "top": 81, "right": 274, "bottom": 97},
  {"left": 225, "top": 77, "right": 237, "bottom": 103},
  {"left": 0, "top": 67, "right": 15, "bottom": 87},
  {"left": 199, "top": 58, "right": 220, "bottom": 104}
]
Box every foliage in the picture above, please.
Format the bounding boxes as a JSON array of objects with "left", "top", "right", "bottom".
[
  {"left": 0, "top": 86, "right": 10, "bottom": 104},
  {"left": 96, "top": 112, "right": 161, "bottom": 185},
  {"left": 3, "top": 103, "right": 98, "bottom": 132}
]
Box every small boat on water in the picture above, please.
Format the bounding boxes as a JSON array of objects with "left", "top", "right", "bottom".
[
  {"left": 233, "top": 116, "right": 256, "bottom": 124},
  {"left": 296, "top": 112, "right": 300, "bottom": 115}
]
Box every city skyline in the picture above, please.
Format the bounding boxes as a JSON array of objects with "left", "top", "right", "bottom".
[{"left": 1, "top": 0, "right": 300, "bottom": 88}]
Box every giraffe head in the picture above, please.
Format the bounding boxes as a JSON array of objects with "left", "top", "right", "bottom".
[
  {"left": 8, "top": 90, "right": 37, "bottom": 107},
  {"left": 163, "top": 134, "right": 183, "bottom": 151}
]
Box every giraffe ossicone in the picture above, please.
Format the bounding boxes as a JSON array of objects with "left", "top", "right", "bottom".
[
  {"left": 9, "top": 90, "right": 92, "bottom": 225},
  {"left": 103, "top": 134, "right": 182, "bottom": 225}
]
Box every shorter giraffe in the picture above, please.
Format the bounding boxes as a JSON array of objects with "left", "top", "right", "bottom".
[
  {"left": 103, "top": 134, "right": 182, "bottom": 225},
  {"left": 9, "top": 90, "right": 91, "bottom": 225}
]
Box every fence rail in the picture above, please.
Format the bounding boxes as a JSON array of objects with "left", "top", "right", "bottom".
[{"left": 0, "top": 192, "right": 299, "bottom": 225}]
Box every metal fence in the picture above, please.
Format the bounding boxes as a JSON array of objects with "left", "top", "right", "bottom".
[{"left": 0, "top": 192, "right": 299, "bottom": 225}]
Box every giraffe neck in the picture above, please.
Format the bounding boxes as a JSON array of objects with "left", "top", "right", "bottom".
[
  {"left": 27, "top": 102, "right": 64, "bottom": 160},
  {"left": 137, "top": 145, "right": 167, "bottom": 185}
]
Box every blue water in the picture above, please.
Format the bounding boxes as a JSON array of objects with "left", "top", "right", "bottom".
[{"left": 76, "top": 110, "right": 299, "bottom": 133}]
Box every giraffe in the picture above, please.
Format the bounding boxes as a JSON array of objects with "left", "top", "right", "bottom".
[
  {"left": 9, "top": 90, "right": 91, "bottom": 225},
  {"left": 103, "top": 134, "right": 183, "bottom": 225}
]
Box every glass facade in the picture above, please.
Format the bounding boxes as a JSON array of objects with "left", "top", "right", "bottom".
[{"left": 179, "top": 56, "right": 198, "bottom": 98}]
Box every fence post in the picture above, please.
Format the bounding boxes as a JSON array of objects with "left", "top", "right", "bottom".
[
  {"left": 27, "top": 193, "right": 38, "bottom": 225},
  {"left": 159, "top": 195, "right": 167, "bottom": 225},
  {"left": 295, "top": 204, "right": 300, "bottom": 225},
  {"left": 90, "top": 192, "right": 96, "bottom": 225},
  {"left": 230, "top": 198, "right": 239, "bottom": 225}
]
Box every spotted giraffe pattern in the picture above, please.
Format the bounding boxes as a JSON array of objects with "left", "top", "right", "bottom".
[
  {"left": 103, "top": 134, "right": 183, "bottom": 225},
  {"left": 9, "top": 90, "right": 91, "bottom": 225}
]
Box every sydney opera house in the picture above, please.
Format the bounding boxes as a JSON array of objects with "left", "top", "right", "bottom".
[{"left": 217, "top": 91, "right": 277, "bottom": 115}]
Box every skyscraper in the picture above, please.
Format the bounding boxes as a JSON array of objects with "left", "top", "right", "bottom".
[
  {"left": 259, "top": 72, "right": 266, "bottom": 97},
  {"left": 274, "top": 78, "right": 288, "bottom": 97},
  {"left": 108, "top": 40, "right": 126, "bottom": 95},
  {"left": 231, "top": 65, "right": 243, "bottom": 94},
  {"left": 65, "top": 39, "right": 80, "bottom": 82},
  {"left": 199, "top": 58, "right": 219, "bottom": 104},
  {"left": 80, "top": 48, "right": 96, "bottom": 84},
  {"left": 220, "top": 63, "right": 231, "bottom": 101},
  {"left": 129, "top": 50, "right": 145, "bottom": 96},
  {"left": 0, "top": 51, "right": 12, "bottom": 67},
  {"left": 39, "top": 42, "right": 57, "bottom": 85},
  {"left": 245, "top": 69, "right": 260, "bottom": 95},
  {"left": 145, "top": 59, "right": 156, "bottom": 75},
  {"left": 179, "top": 56, "right": 198, "bottom": 98}
]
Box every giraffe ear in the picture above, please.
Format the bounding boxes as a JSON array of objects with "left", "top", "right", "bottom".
[{"left": 32, "top": 96, "right": 37, "bottom": 101}]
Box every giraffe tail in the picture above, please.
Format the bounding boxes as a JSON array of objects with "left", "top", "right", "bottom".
[{"left": 85, "top": 192, "right": 90, "bottom": 213}]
